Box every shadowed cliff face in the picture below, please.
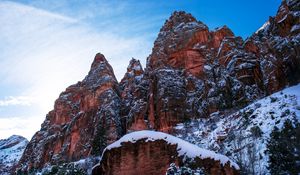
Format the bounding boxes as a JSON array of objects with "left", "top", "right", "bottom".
[{"left": 17, "top": 0, "right": 300, "bottom": 173}]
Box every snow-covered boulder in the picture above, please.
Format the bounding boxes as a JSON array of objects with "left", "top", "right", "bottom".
[{"left": 92, "top": 131, "right": 239, "bottom": 175}]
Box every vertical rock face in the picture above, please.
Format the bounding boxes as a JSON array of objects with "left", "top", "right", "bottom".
[
  {"left": 119, "top": 59, "right": 146, "bottom": 131},
  {"left": 18, "top": 53, "right": 122, "bottom": 172},
  {"left": 148, "top": 11, "right": 209, "bottom": 75}
]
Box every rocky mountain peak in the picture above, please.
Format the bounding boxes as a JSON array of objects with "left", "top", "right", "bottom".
[
  {"left": 119, "top": 58, "right": 145, "bottom": 131},
  {"left": 18, "top": 53, "right": 122, "bottom": 172},
  {"left": 213, "top": 25, "right": 234, "bottom": 36},
  {"left": 91, "top": 53, "right": 107, "bottom": 68},
  {"left": 0, "top": 135, "right": 27, "bottom": 150},
  {"left": 148, "top": 11, "right": 209, "bottom": 71},
  {"left": 160, "top": 11, "right": 199, "bottom": 32},
  {"left": 257, "top": 0, "right": 300, "bottom": 37},
  {"left": 127, "top": 58, "right": 143, "bottom": 73},
  {"left": 84, "top": 53, "right": 118, "bottom": 88},
  {"left": 121, "top": 58, "right": 144, "bottom": 85}
]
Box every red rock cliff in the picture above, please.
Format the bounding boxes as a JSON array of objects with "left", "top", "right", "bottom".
[
  {"left": 17, "top": 0, "right": 300, "bottom": 172},
  {"left": 125, "top": 0, "right": 300, "bottom": 132},
  {"left": 18, "top": 53, "right": 123, "bottom": 172}
]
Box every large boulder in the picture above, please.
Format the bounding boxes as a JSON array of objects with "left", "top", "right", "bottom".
[{"left": 92, "top": 131, "right": 239, "bottom": 175}]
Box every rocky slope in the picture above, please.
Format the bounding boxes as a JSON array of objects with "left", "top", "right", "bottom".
[
  {"left": 0, "top": 135, "right": 28, "bottom": 175},
  {"left": 174, "top": 83, "right": 300, "bottom": 174},
  {"left": 16, "top": 0, "right": 300, "bottom": 174},
  {"left": 92, "top": 131, "right": 239, "bottom": 175}
]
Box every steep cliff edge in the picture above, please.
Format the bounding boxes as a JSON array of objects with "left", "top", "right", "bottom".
[{"left": 18, "top": 53, "right": 122, "bottom": 173}]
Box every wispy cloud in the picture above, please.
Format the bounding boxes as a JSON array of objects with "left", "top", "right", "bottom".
[
  {"left": 0, "top": 0, "right": 157, "bottom": 139},
  {"left": 0, "top": 96, "right": 34, "bottom": 107},
  {"left": 0, "top": 116, "right": 44, "bottom": 140}
]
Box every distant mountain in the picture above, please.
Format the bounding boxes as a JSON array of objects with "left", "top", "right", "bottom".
[
  {"left": 0, "top": 135, "right": 28, "bottom": 174},
  {"left": 17, "top": 0, "right": 300, "bottom": 174}
]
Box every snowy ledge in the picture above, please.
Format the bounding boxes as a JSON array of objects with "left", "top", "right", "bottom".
[{"left": 104, "top": 130, "right": 240, "bottom": 170}]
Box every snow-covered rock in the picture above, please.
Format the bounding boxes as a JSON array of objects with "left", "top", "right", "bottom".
[
  {"left": 93, "top": 130, "right": 239, "bottom": 175},
  {"left": 174, "top": 83, "right": 300, "bottom": 174},
  {"left": 0, "top": 135, "right": 28, "bottom": 175}
]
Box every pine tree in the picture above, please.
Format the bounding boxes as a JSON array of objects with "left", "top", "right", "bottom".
[
  {"left": 267, "top": 126, "right": 282, "bottom": 174},
  {"left": 280, "top": 120, "right": 297, "bottom": 174},
  {"left": 267, "top": 119, "right": 300, "bottom": 175},
  {"left": 91, "top": 123, "right": 107, "bottom": 156},
  {"left": 294, "top": 122, "right": 300, "bottom": 171},
  {"left": 250, "top": 126, "right": 263, "bottom": 138},
  {"left": 165, "top": 163, "right": 205, "bottom": 175}
]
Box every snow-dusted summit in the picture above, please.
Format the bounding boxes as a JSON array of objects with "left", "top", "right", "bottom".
[{"left": 0, "top": 135, "right": 28, "bottom": 174}]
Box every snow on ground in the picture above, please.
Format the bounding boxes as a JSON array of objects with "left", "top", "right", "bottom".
[
  {"left": 174, "top": 83, "right": 300, "bottom": 174},
  {"left": 37, "top": 156, "right": 100, "bottom": 175},
  {"left": 0, "top": 135, "right": 28, "bottom": 174},
  {"left": 281, "top": 84, "right": 300, "bottom": 117},
  {"left": 0, "top": 135, "right": 28, "bottom": 166},
  {"left": 104, "top": 130, "right": 239, "bottom": 169}
]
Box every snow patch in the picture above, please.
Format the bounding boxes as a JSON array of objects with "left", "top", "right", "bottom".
[
  {"left": 204, "top": 65, "right": 212, "bottom": 71},
  {"left": 255, "top": 21, "right": 270, "bottom": 34},
  {"left": 291, "top": 24, "right": 300, "bottom": 33}
]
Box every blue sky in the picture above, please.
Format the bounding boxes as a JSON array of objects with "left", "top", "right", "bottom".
[{"left": 0, "top": 0, "right": 281, "bottom": 139}]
